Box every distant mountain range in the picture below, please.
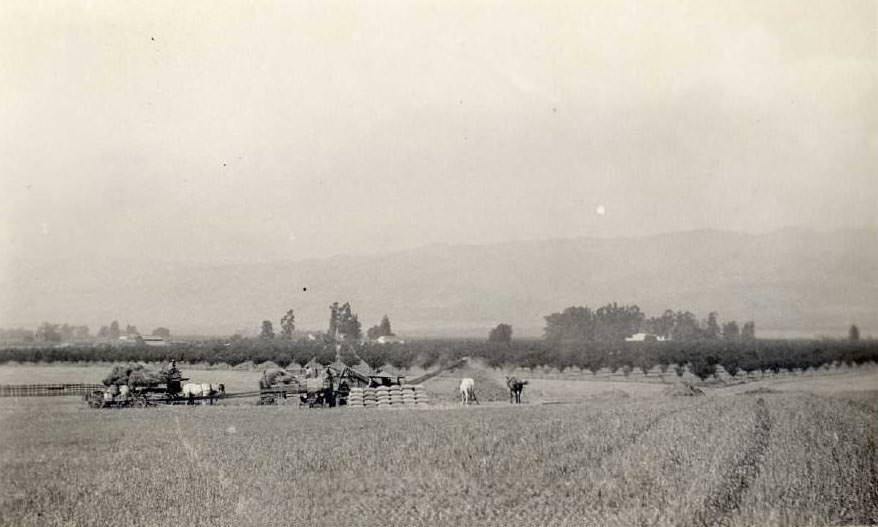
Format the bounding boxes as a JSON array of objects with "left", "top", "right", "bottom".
[{"left": 3, "top": 228, "right": 876, "bottom": 338}]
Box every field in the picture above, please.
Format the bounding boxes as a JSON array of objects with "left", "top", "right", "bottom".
[{"left": 1, "top": 364, "right": 876, "bottom": 526}]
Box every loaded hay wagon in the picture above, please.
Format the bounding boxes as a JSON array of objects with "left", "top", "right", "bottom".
[{"left": 84, "top": 363, "right": 224, "bottom": 408}]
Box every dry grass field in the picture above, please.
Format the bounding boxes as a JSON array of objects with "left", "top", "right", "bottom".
[{"left": 0, "top": 364, "right": 876, "bottom": 526}]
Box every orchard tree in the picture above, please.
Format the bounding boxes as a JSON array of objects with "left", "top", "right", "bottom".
[
  {"left": 339, "top": 345, "right": 361, "bottom": 367},
  {"left": 358, "top": 345, "right": 388, "bottom": 371},
  {"left": 280, "top": 309, "right": 296, "bottom": 339}
]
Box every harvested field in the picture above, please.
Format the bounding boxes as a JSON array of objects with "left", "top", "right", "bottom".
[{"left": 1, "top": 363, "right": 877, "bottom": 526}]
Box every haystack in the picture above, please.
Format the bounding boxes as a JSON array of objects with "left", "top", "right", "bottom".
[
  {"left": 233, "top": 360, "right": 255, "bottom": 370},
  {"left": 444, "top": 360, "right": 509, "bottom": 402},
  {"left": 102, "top": 364, "right": 165, "bottom": 386}
]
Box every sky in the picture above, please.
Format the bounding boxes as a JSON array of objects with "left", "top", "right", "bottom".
[{"left": 2, "top": 1, "right": 876, "bottom": 267}]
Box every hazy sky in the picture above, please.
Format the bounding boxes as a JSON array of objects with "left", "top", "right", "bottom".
[{"left": 2, "top": 1, "right": 876, "bottom": 265}]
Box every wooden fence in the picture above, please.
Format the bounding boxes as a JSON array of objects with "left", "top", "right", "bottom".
[{"left": 0, "top": 384, "right": 104, "bottom": 397}]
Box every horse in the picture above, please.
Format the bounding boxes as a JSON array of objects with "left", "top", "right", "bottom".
[
  {"left": 181, "top": 383, "right": 225, "bottom": 405},
  {"left": 505, "top": 376, "right": 528, "bottom": 404},
  {"left": 459, "top": 378, "right": 478, "bottom": 405}
]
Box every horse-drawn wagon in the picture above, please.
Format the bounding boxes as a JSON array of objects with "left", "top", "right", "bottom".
[{"left": 85, "top": 362, "right": 225, "bottom": 408}]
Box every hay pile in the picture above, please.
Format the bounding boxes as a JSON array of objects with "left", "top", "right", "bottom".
[
  {"left": 102, "top": 364, "right": 166, "bottom": 386},
  {"left": 663, "top": 382, "right": 705, "bottom": 397},
  {"left": 445, "top": 362, "right": 509, "bottom": 402}
]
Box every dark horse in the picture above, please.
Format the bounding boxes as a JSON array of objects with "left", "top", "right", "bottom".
[{"left": 505, "top": 376, "right": 528, "bottom": 404}]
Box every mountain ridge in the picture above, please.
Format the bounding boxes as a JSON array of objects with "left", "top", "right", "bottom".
[{"left": 2, "top": 228, "right": 876, "bottom": 338}]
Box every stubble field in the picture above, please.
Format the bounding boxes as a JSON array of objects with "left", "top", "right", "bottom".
[{"left": 0, "top": 365, "right": 876, "bottom": 526}]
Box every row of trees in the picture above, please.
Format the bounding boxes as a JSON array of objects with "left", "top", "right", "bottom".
[
  {"left": 259, "top": 303, "right": 394, "bottom": 343},
  {"left": 542, "top": 304, "right": 756, "bottom": 344},
  {"left": 2, "top": 339, "right": 876, "bottom": 382},
  {"left": 0, "top": 322, "right": 171, "bottom": 343}
]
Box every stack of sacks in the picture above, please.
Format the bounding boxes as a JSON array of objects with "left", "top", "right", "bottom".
[
  {"left": 389, "top": 385, "right": 404, "bottom": 406},
  {"left": 363, "top": 388, "right": 378, "bottom": 408},
  {"left": 401, "top": 385, "right": 418, "bottom": 405},
  {"left": 411, "top": 384, "right": 430, "bottom": 404},
  {"left": 347, "top": 387, "right": 365, "bottom": 407},
  {"left": 375, "top": 386, "right": 391, "bottom": 407}
]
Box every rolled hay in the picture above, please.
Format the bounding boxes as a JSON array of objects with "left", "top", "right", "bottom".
[{"left": 663, "top": 382, "right": 705, "bottom": 397}]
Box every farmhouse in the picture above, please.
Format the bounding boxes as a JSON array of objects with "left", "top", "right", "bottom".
[
  {"left": 625, "top": 332, "right": 668, "bottom": 342},
  {"left": 375, "top": 335, "right": 405, "bottom": 344}
]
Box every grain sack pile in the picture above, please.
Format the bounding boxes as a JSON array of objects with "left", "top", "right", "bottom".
[{"left": 346, "top": 385, "right": 429, "bottom": 408}]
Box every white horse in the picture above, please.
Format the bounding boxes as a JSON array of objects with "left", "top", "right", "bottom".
[
  {"left": 459, "top": 378, "right": 478, "bottom": 405},
  {"left": 181, "top": 383, "right": 225, "bottom": 405}
]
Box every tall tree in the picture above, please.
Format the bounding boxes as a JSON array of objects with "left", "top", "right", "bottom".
[
  {"left": 488, "top": 323, "right": 513, "bottom": 345},
  {"left": 367, "top": 314, "right": 395, "bottom": 340},
  {"left": 722, "top": 321, "right": 740, "bottom": 340},
  {"left": 379, "top": 315, "right": 393, "bottom": 337},
  {"left": 125, "top": 324, "right": 139, "bottom": 336},
  {"left": 280, "top": 309, "right": 296, "bottom": 339},
  {"left": 328, "top": 302, "right": 340, "bottom": 340},
  {"left": 152, "top": 327, "right": 171, "bottom": 339},
  {"left": 671, "top": 311, "right": 701, "bottom": 341},
  {"left": 332, "top": 302, "right": 362, "bottom": 341},
  {"left": 704, "top": 312, "right": 721, "bottom": 340},
  {"left": 741, "top": 321, "right": 756, "bottom": 340},
  {"left": 849, "top": 324, "right": 860, "bottom": 342},
  {"left": 260, "top": 320, "right": 275, "bottom": 340},
  {"left": 109, "top": 321, "right": 120, "bottom": 340}
]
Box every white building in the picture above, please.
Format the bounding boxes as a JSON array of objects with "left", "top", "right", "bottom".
[
  {"left": 625, "top": 332, "right": 668, "bottom": 342},
  {"left": 375, "top": 335, "right": 405, "bottom": 344}
]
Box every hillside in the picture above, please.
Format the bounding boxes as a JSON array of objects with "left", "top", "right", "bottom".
[{"left": 2, "top": 228, "right": 876, "bottom": 337}]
